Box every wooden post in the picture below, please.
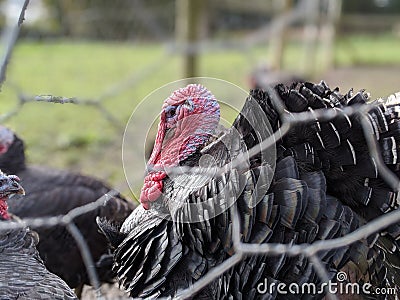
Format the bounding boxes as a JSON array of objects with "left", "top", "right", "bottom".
[
  {"left": 302, "top": 0, "right": 320, "bottom": 78},
  {"left": 270, "top": 0, "right": 293, "bottom": 70},
  {"left": 176, "top": 0, "right": 204, "bottom": 79},
  {"left": 319, "top": 0, "right": 342, "bottom": 72}
]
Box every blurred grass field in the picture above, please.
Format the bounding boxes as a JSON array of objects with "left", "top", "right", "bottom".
[{"left": 1, "top": 33, "right": 400, "bottom": 200}]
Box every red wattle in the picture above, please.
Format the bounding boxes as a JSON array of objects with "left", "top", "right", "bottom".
[
  {"left": 0, "top": 199, "right": 10, "bottom": 220},
  {"left": 139, "top": 171, "right": 166, "bottom": 209}
]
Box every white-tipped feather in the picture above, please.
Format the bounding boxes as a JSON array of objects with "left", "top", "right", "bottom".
[
  {"left": 390, "top": 136, "right": 397, "bottom": 164},
  {"left": 347, "top": 140, "right": 356, "bottom": 165},
  {"left": 386, "top": 92, "right": 400, "bottom": 106}
]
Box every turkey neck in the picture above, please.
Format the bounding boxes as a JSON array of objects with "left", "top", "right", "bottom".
[{"left": 0, "top": 135, "right": 26, "bottom": 174}]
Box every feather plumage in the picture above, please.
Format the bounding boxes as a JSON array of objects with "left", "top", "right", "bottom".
[
  {"left": 0, "top": 220, "right": 78, "bottom": 299},
  {"left": 99, "top": 82, "right": 400, "bottom": 299}
]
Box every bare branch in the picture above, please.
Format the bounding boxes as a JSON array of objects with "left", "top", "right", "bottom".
[
  {"left": 17, "top": 0, "right": 30, "bottom": 26},
  {"left": 0, "top": 0, "right": 30, "bottom": 90},
  {"left": 29, "top": 95, "right": 79, "bottom": 104},
  {"left": 15, "top": 93, "right": 124, "bottom": 130}
]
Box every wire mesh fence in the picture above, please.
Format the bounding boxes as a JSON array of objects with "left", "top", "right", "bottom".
[{"left": 0, "top": 1, "right": 400, "bottom": 300}]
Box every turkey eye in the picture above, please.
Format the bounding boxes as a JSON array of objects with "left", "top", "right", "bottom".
[{"left": 165, "top": 106, "right": 177, "bottom": 119}]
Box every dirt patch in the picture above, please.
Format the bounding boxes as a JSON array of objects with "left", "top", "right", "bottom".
[
  {"left": 321, "top": 66, "right": 400, "bottom": 98},
  {"left": 82, "top": 283, "right": 131, "bottom": 300}
]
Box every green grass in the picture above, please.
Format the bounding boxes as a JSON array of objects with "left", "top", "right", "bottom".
[
  {"left": 0, "top": 33, "right": 399, "bottom": 198},
  {"left": 335, "top": 33, "right": 400, "bottom": 66}
]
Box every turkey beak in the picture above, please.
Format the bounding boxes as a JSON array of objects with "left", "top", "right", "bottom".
[
  {"left": 4, "top": 176, "right": 25, "bottom": 198},
  {"left": 15, "top": 185, "right": 25, "bottom": 195}
]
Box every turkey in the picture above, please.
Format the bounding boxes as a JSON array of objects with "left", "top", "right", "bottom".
[
  {"left": 0, "top": 126, "right": 136, "bottom": 296},
  {"left": 98, "top": 83, "right": 400, "bottom": 299},
  {"left": 0, "top": 170, "right": 78, "bottom": 299},
  {"left": 249, "top": 64, "right": 305, "bottom": 90}
]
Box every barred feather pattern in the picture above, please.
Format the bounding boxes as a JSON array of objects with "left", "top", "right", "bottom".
[
  {"left": 275, "top": 82, "right": 400, "bottom": 242},
  {"left": 0, "top": 218, "right": 77, "bottom": 299}
]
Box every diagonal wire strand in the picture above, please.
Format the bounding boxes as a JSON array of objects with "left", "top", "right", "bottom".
[
  {"left": 67, "top": 222, "right": 103, "bottom": 299},
  {"left": 0, "top": 190, "right": 119, "bottom": 232}
]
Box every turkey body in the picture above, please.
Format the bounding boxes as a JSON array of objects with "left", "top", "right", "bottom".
[
  {"left": 100, "top": 82, "right": 400, "bottom": 299},
  {"left": 0, "top": 171, "right": 77, "bottom": 299},
  {"left": 0, "top": 219, "right": 78, "bottom": 300},
  {"left": 0, "top": 131, "right": 136, "bottom": 289}
]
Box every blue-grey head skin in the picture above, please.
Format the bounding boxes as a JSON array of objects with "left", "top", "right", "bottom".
[
  {"left": 0, "top": 171, "right": 25, "bottom": 220},
  {"left": 0, "top": 172, "right": 24, "bottom": 197}
]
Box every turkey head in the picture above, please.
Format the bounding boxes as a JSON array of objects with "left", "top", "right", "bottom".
[
  {"left": 0, "top": 125, "right": 25, "bottom": 175},
  {"left": 0, "top": 171, "right": 25, "bottom": 220},
  {"left": 0, "top": 126, "right": 14, "bottom": 155},
  {"left": 140, "top": 84, "right": 220, "bottom": 210}
]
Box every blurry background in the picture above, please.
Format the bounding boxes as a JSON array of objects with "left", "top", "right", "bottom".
[{"left": 0, "top": 0, "right": 400, "bottom": 202}]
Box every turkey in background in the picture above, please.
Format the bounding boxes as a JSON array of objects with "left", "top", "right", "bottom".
[
  {"left": 249, "top": 63, "right": 306, "bottom": 89},
  {"left": 99, "top": 82, "right": 400, "bottom": 299},
  {"left": 0, "top": 170, "right": 78, "bottom": 299},
  {"left": 0, "top": 126, "right": 136, "bottom": 297}
]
